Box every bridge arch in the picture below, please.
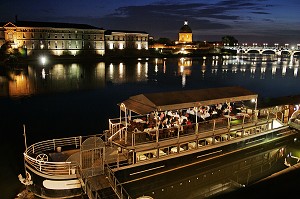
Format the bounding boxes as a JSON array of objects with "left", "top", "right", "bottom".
[
  {"left": 293, "top": 51, "right": 300, "bottom": 56},
  {"left": 247, "top": 50, "right": 260, "bottom": 54},
  {"left": 261, "top": 50, "right": 276, "bottom": 55},
  {"left": 281, "top": 51, "right": 290, "bottom": 56}
]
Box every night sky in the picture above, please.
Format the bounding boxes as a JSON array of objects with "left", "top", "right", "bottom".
[{"left": 1, "top": 0, "right": 300, "bottom": 45}]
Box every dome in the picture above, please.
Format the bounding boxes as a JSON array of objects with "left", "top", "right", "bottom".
[{"left": 179, "top": 20, "right": 192, "bottom": 33}]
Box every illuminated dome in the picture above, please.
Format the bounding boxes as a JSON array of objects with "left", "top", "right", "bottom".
[{"left": 179, "top": 20, "right": 192, "bottom": 33}]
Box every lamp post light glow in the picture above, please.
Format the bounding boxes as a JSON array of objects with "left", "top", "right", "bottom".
[
  {"left": 285, "top": 44, "right": 289, "bottom": 49},
  {"left": 40, "top": 56, "right": 47, "bottom": 66},
  {"left": 251, "top": 98, "right": 257, "bottom": 110}
]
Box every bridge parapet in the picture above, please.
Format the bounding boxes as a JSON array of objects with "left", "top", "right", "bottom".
[{"left": 224, "top": 46, "right": 300, "bottom": 56}]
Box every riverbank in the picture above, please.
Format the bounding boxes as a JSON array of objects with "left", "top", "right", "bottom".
[{"left": 1, "top": 49, "right": 235, "bottom": 67}]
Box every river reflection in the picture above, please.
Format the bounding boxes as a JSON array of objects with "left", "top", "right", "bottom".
[{"left": 0, "top": 54, "right": 300, "bottom": 99}]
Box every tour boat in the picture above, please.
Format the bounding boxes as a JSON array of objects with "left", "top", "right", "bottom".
[{"left": 20, "top": 86, "right": 300, "bottom": 198}]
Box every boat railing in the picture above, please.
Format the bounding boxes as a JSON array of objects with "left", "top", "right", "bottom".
[
  {"left": 105, "top": 164, "right": 132, "bottom": 199},
  {"left": 131, "top": 118, "right": 292, "bottom": 165},
  {"left": 108, "top": 126, "right": 129, "bottom": 145},
  {"left": 24, "top": 154, "right": 77, "bottom": 176},
  {"left": 109, "top": 115, "right": 145, "bottom": 135},
  {"left": 25, "top": 136, "right": 81, "bottom": 155},
  {"left": 116, "top": 114, "right": 282, "bottom": 147},
  {"left": 24, "top": 134, "right": 103, "bottom": 176}
]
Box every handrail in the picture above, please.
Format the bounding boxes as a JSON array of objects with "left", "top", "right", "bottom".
[
  {"left": 24, "top": 134, "right": 103, "bottom": 176},
  {"left": 109, "top": 126, "right": 127, "bottom": 142},
  {"left": 105, "top": 165, "right": 132, "bottom": 199},
  {"left": 24, "top": 153, "right": 77, "bottom": 175}
]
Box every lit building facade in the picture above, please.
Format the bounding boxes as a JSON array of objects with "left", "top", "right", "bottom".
[
  {"left": 178, "top": 20, "right": 192, "bottom": 44},
  {"left": 1, "top": 21, "right": 106, "bottom": 56},
  {"left": 105, "top": 30, "right": 148, "bottom": 50}
]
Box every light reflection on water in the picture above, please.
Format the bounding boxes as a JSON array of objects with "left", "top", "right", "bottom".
[{"left": 0, "top": 54, "right": 300, "bottom": 99}]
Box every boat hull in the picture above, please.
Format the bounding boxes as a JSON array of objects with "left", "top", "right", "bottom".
[{"left": 25, "top": 164, "right": 83, "bottom": 199}]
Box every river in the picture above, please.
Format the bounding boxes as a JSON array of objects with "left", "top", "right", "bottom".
[{"left": 1, "top": 54, "right": 300, "bottom": 199}]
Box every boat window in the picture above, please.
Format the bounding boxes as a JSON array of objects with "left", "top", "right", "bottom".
[
  {"left": 256, "top": 126, "right": 261, "bottom": 134},
  {"left": 229, "top": 131, "right": 236, "bottom": 139},
  {"left": 205, "top": 137, "right": 214, "bottom": 145},
  {"left": 244, "top": 128, "right": 251, "bottom": 136},
  {"left": 236, "top": 130, "right": 243, "bottom": 137},
  {"left": 156, "top": 149, "right": 167, "bottom": 157},
  {"left": 169, "top": 145, "right": 184, "bottom": 154},
  {"left": 215, "top": 135, "right": 221, "bottom": 143},
  {"left": 187, "top": 141, "right": 197, "bottom": 150},
  {"left": 145, "top": 149, "right": 167, "bottom": 158},
  {"left": 198, "top": 139, "right": 206, "bottom": 147},
  {"left": 136, "top": 150, "right": 156, "bottom": 162},
  {"left": 180, "top": 143, "right": 189, "bottom": 151},
  {"left": 262, "top": 124, "right": 268, "bottom": 131},
  {"left": 221, "top": 134, "right": 229, "bottom": 142},
  {"left": 161, "top": 147, "right": 170, "bottom": 156}
]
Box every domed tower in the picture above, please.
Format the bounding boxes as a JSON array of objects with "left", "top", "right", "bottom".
[{"left": 178, "top": 20, "right": 192, "bottom": 43}]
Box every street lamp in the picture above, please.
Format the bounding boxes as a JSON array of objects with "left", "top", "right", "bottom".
[
  {"left": 285, "top": 44, "right": 289, "bottom": 49},
  {"left": 263, "top": 43, "right": 268, "bottom": 48}
]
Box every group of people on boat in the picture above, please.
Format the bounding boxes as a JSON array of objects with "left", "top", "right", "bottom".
[{"left": 128, "top": 101, "right": 245, "bottom": 141}]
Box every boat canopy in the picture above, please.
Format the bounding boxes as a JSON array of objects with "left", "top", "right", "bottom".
[{"left": 120, "top": 86, "right": 258, "bottom": 114}]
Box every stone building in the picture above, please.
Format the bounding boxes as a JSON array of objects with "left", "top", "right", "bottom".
[
  {"left": 0, "top": 20, "right": 149, "bottom": 57},
  {"left": 1, "top": 21, "right": 105, "bottom": 56},
  {"left": 105, "top": 30, "right": 148, "bottom": 50}
]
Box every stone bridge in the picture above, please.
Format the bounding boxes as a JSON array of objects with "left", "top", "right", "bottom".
[{"left": 224, "top": 45, "right": 300, "bottom": 56}]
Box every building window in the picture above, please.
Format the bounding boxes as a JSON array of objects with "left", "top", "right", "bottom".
[
  {"left": 55, "top": 41, "right": 57, "bottom": 48},
  {"left": 55, "top": 34, "right": 57, "bottom": 38},
  {"left": 76, "top": 34, "right": 78, "bottom": 39},
  {"left": 48, "top": 41, "right": 51, "bottom": 49},
  {"left": 40, "top": 41, "right": 44, "bottom": 49},
  {"left": 62, "top": 34, "right": 64, "bottom": 38},
  {"left": 69, "top": 34, "right": 71, "bottom": 39},
  {"left": 31, "top": 33, "right": 34, "bottom": 38},
  {"left": 40, "top": 34, "right": 43, "bottom": 38},
  {"left": 23, "top": 33, "right": 26, "bottom": 38},
  {"left": 94, "top": 35, "right": 96, "bottom": 39},
  {"left": 48, "top": 33, "right": 50, "bottom": 38},
  {"left": 62, "top": 41, "right": 64, "bottom": 49}
]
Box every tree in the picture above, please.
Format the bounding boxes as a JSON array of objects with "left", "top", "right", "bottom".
[
  {"left": 156, "top": 38, "right": 173, "bottom": 46},
  {"left": 222, "top": 36, "right": 238, "bottom": 46}
]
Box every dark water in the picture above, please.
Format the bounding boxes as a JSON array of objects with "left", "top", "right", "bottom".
[{"left": 1, "top": 54, "right": 300, "bottom": 199}]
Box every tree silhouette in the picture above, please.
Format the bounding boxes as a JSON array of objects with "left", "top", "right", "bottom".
[{"left": 222, "top": 36, "right": 238, "bottom": 46}]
